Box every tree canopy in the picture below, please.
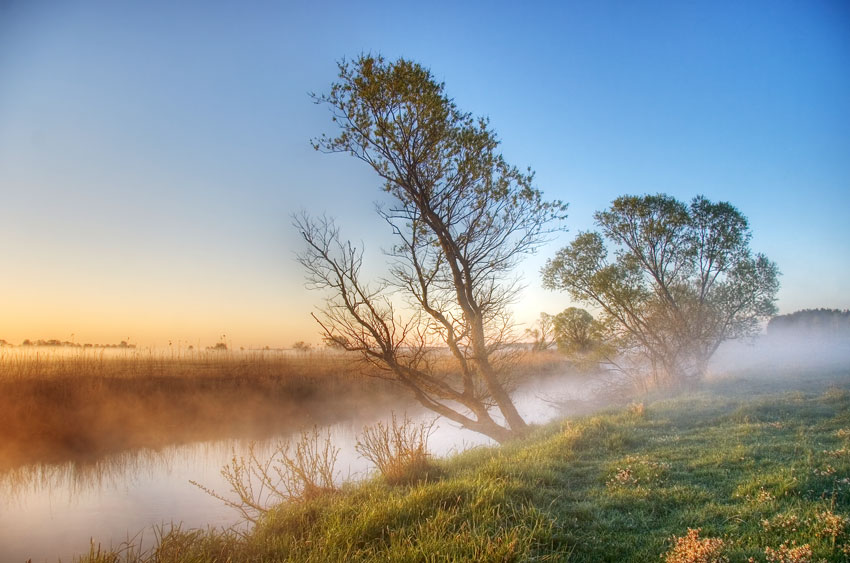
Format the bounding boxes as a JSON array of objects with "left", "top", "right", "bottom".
[
  {"left": 298, "top": 55, "right": 566, "bottom": 442},
  {"left": 552, "top": 307, "right": 603, "bottom": 356},
  {"left": 542, "top": 194, "right": 779, "bottom": 386}
]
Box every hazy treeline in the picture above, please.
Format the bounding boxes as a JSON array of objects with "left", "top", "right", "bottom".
[
  {"left": 0, "top": 338, "right": 137, "bottom": 348},
  {"left": 767, "top": 308, "right": 850, "bottom": 337}
]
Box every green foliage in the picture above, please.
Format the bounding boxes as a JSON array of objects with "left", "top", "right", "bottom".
[
  {"left": 542, "top": 194, "right": 780, "bottom": 385},
  {"left": 552, "top": 307, "right": 606, "bottom": 356},
  {"left": 311, "top": 54, "right": 567, "bottom": 279}
]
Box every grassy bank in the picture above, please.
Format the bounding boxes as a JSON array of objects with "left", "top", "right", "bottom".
[{"left": 76, "top": 366, "right": 850, "bottom": 562}]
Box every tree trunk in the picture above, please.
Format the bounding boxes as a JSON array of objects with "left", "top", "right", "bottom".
[{"left": 469, "top": 323, "right": 529, "bottom": 435}]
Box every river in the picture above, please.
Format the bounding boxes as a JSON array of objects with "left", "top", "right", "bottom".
[{"left": 0, "top": 373, "right": 591, "bottom": 563}]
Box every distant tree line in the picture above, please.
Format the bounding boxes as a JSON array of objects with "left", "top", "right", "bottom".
[
  {"left": 767, "top": 309, "right": 850, "bottom": 337},
  {"left": 3, "top": 339, "right": 137, "bottom": 349}
]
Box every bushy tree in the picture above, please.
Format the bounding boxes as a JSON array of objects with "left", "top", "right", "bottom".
[
  {"left": 542, "top": 194, "right": 779, "bottom": 386},
  {"left": 552, "top": 307, "right": 603, "bottom": 356},
  {"left": 297, "top": 56, "right": 566, "bottom": 442}
]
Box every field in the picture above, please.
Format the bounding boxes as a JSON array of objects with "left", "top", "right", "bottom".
[
  {"left": 0, "top": 348, "right": 567, "bottom": 470},
  {"left": 0, "top": 348, "right": 402, "bottom": 469},
  {"left": 67, "top": 363, "right": 850, "bottom": 562}
]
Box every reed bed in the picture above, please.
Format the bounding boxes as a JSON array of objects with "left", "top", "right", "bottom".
[
  {"left": 0, "top": 348, "right": 400, "bottom": 470},
  {"left": 0, "top": 347, "right": 569, "bottom": 470}
]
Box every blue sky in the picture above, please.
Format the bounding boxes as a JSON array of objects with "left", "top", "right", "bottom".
[{"left": 1, "top": 1, "right": 848, "bottom": 347}]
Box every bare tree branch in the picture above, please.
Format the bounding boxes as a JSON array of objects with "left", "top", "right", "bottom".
[{"left": 297, "top": 56, "right": 567, "bottom": 441}]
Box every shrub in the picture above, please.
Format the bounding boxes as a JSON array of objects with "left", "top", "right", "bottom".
[
  {"left": 814, "top": 509, "right": 848, "bottom": 545},
  {"left": 664, "top": 528, "right": 728, "bottom": 563},
  {"left": 763, "top": 541, "right": 813, "bottom": 563},
  {"left": 356, "top": 413, "right": 436, "bottom": 485},
  {"left": 192, "top": 427, "right": 339, "bottom": 522}
]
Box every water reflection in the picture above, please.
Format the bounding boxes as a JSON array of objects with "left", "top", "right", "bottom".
[{"left": 0, "top": 373, "right": 588, "bottom": 563}]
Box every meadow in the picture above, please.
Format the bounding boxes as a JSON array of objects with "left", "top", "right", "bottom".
[{"left": 69, "top": 363, "right": 850, "bottom": 562}]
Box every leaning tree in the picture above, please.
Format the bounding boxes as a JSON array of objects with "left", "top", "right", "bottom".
[
  {"left": 296, "top": 55, "right": 567, "bottom": 442},
  {"left": 542, "top": 194, "right": 779, "bottom": 387}
]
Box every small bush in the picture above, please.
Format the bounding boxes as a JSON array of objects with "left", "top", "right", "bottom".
[
  {"left": 356, "top": 413, "right": 436, "bottom": 485},
  {"left": 664, "top": 528, "right": 728, "bottom": 563},
  {"left": 763, "top": 541, "right": 813, "bottom": 563},
  {"left": 629, "top": 401, "right": 646, "bottom": 418},
  {"left": 607, "top": 454, "right": 670, "bottom": 490},
  {"left": 814, "top": 509, "right": 848, "bottom": 544},
  {"left": 820, "top": 386, "right": 849, "bottom": 403},
  {"left": 761, "top": 512, "right": 801, "bottom": 533},
  {"left": 191, "top": 427, "right": 340, "bottom": 522}
]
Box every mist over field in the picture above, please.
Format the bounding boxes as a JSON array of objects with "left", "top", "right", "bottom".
[{"left": 711, "top": 334, "right": 850, "bottom": 378}]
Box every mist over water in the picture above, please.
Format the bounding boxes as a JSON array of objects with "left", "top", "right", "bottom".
[
  {"left": 1, "top": 335, "right": 847, "bottom": 563},
  {"left": 0, "top": 370, "right": 591, "bottom": 563}
]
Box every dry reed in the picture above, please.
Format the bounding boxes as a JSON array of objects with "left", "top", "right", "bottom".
[{"left": 0, "top": 347, "right": 569, "bottom": 471}]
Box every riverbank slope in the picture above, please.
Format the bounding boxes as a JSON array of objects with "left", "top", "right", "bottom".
[{"left": 79, "top": 366, "right": 850, "bottom": 562}]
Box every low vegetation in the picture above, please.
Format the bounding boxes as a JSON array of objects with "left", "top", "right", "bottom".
[
  {"left": 191, "top": 428, "right": 342, "bottom": 523},
  {"left": 75, "top": 366, "right": 850, "bottom": 562},
  {"left": 0, "top": 348, "right": 397, "bottom": 469},
  {"left": 0, "top": 348, "right": 566, "bottom": 470},
  {"left": 355, "top": 414, "right": 437, "bottom": 485}
]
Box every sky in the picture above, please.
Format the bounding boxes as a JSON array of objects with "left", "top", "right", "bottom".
[{"left": 0, "top": 1, "right": 848, "bottom": 348}]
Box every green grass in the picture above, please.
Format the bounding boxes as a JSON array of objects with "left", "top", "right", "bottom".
[{"left": 79, "top": 368, "right": 850, "bottom": 562}]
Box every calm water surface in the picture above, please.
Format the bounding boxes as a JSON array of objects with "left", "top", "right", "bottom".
[{"left": 0, "top": 375, "right": 589, "bottom": 563}]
